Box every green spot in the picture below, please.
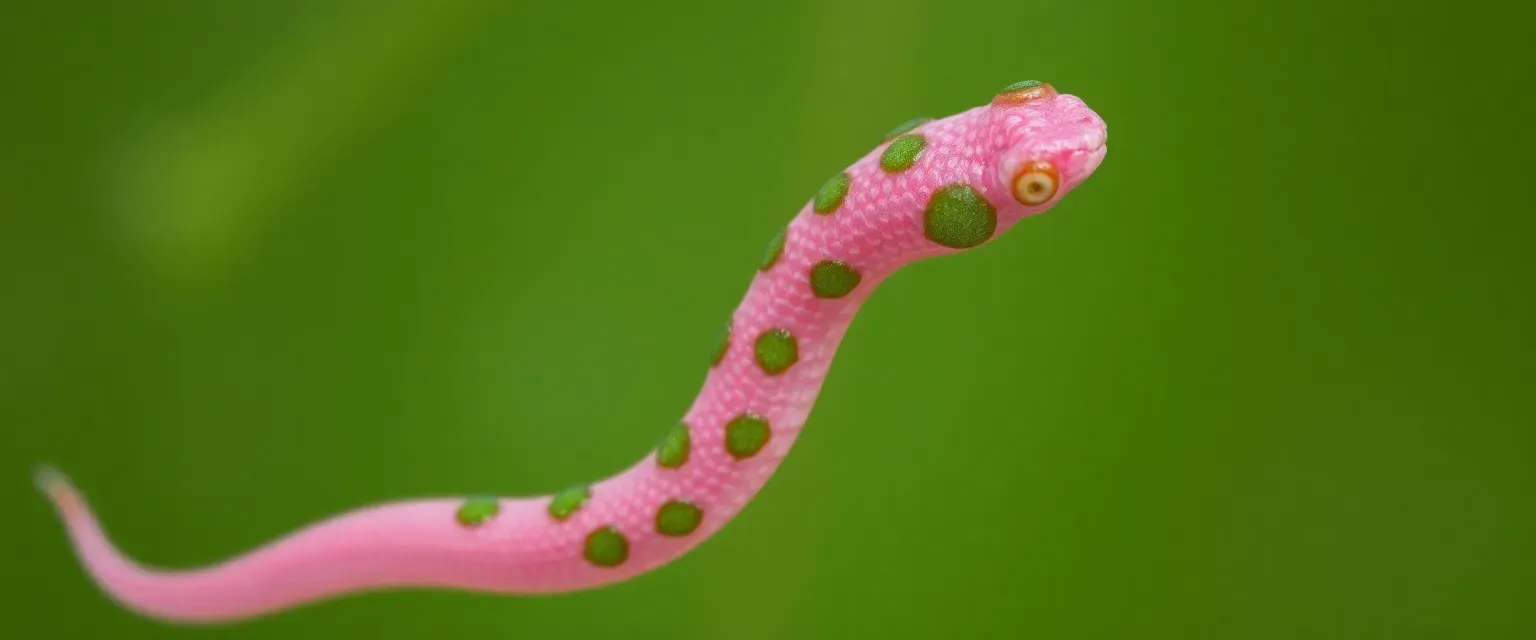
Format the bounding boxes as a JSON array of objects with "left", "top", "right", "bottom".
[
  {"left": 813, "top": 172, "right": 851, "bottom": 215},
  {"left": 760, "top": 227, "right": 785, "bottom": 271},
  {"left": 584, "top": 526, "right": 629, "bottom": 567},
  {"left": 712, "top": 323, "right": 730, "bottom": 367},
  {"left": 884, "top": 117, "right": 931, "bottom": 140},
  {"left": 657, "top": 423, "right": 691, "bottom": 469},
  {"left": 999, "top": 80, "right": 1043, "bottom": 93},
  {"left": 880, "top": 134, "right": 926, "bottom": 173},
  {"left": 455, "top": 496, "right": 499, "bottom": 527},
  {"left": 547, "top": 484, "right": 591, "bottom": 521},
  {"left": 753, "top": 328, "right": 798, "bottom": 375},
  {"left": 923, "top": 184, "right": 997, "bottom": 249},
  {"left": 809, "top": 260, "right": 862, "bottom": 299},
  {"left": 655, "top": 500, "right": 703, "bottom": 536},
  {"left": 725, "top": 413, "right": 771, "bottom": 460}
]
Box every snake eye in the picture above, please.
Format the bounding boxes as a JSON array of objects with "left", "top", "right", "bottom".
[{"left": 1011, "top": 161, "right": 1059, "bottom": 206}]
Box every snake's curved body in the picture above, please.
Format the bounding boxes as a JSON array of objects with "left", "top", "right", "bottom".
[{"left": 39, "top": 81, "right": 1108, "bottom": 624}]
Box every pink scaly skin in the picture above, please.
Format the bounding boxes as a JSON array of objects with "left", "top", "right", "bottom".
[{"left": 37, "top": 80, "right": 1108, "bottom": 625}]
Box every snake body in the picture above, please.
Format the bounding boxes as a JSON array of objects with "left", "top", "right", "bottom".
[{"left": 39, "top": 80, "right": 1108, "bottom": 624}]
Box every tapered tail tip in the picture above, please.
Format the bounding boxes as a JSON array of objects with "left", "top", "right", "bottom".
[
  {"left": 34, "top": 462, "right": 64, "bottom": 489},
  {"left": 34, "top": 463, "right": 82, "bottom": 516}
]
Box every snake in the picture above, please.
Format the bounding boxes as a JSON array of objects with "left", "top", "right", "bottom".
[{"left": 37, "top": 79, "right": 1109, "bottom": 624}]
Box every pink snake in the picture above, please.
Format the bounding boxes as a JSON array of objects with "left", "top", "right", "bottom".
[{"left": 38, "top": 80, "right": 1108, "bottom": 624}]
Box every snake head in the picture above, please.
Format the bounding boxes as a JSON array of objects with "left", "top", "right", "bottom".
[{"left": 986, "top": 81, "right": 1108, "bottom": 221}]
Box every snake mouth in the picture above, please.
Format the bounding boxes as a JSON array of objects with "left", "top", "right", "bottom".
[
  {"left": 1084, "top": 128, "right": 1107, "bottom": 153},
  {"left": 1087, "top": 143, "right": 1108, "bottom": 169},
  {"left": 1067, "top": 144, "right": 1108, "bottom": 188}
]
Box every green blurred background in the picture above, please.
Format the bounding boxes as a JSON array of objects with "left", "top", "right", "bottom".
[{"left": 3, "top": 0, "right": 1532, "bottom": 638}]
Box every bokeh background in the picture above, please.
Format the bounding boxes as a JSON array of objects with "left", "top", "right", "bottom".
[{"left": 3, "top": 1, "right": 1531, "bottom": 638}]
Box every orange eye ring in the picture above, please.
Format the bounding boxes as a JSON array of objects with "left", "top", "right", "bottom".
[{"left": 1011, "top": 161, "right": 1060, "bottom": 206}]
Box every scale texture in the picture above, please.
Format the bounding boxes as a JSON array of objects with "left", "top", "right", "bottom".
[{"left": 38, "top": 81, "right": 1108, "bottom": 624}]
